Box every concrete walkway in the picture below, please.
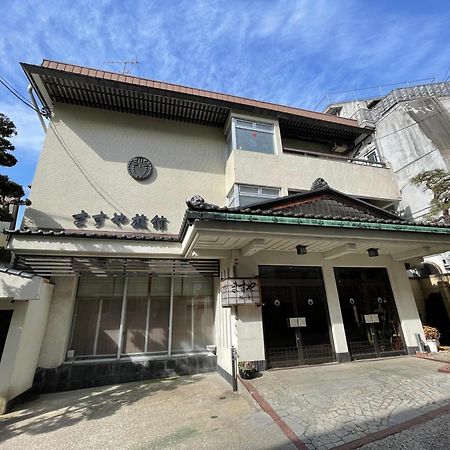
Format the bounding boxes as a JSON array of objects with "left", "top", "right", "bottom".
[
  {"left": 0, "top": 373, "right": 294, "bottom": 450},
  {"left": 249, "top": 356, "right": 450, "bottom": 450}
]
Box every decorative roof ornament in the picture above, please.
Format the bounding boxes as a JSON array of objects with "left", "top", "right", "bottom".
[
  {"left": 187, "top": 195, "right": 205, "bottom": 207},
  {"left": 310, "top": 178, "right": 329, "bottom": 191}
]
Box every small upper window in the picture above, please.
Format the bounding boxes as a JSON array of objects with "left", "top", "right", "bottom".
[
  {"left": 366, "top": 149, "right": 379, "bottom": 163},
  {"left": 233, "top": 118, "right": 275, "bottom": 154},
  {"left": 227, "top": 184, "right": 280, "bottom": 207}
]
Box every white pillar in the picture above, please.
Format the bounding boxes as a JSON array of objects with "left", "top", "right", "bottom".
[
  {"left": 38, "top": 276, "right": 78, "bottom": 368},
  {"left": 322, "top": 262, "right": 350, "bottom": 361},
  {"left": 387, "top": 258, "right": 425, "bottom": 352}
]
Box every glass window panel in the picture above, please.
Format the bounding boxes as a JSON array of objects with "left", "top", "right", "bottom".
[
  {"left": 172, "top": 295, "right": 193, "bottom": 353},
  {"left": 96, "top": 297, "right": 122, "bottom": 356},
  {"left": 193, "top": 296, "right": 214, "bottom": 350},
  {"left": 172, "top": 277, "right": 214, "bottom": 354},
  {"left": 239, "top": 195, "right": 272, "bottom": 206},
  {"left": 71, "top": 298, "right": 99, "bottom": 357},
  {"left": 77, "top": 277, "right": 125, "bottom": 297},
  {"left": 261, "top": 187, "right": 280, "bottom": 196},
  {"left": 235, "top": 119, "right": 253, "bottom": 129},
  {"left": 147, "top": 277, "right": 170, "bottom": 354},
  {"left": 127, "top": 276, "right": 150, "bottom": 296},
  {"left": 235, "top": 128, "right": 274, "bottom": 154},
  {"left": 367, "top": 151, "right": 379, "bottom": 162},
  {"left": 123, "top": 277, "right": 150, "bottom": 354},
  {"left": 255, "top": 122, "right": 273, "bottom": 132},
  {"left": 239, "top": 185, "right": 259, "bottom": 194}
]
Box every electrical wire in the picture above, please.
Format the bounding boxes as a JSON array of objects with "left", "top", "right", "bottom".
[
  {"left": 0, "top": 76, "right": 47, "bottom": 116},
  {"left": 0, "top": 75, "right": 34, "bottom": 106}
]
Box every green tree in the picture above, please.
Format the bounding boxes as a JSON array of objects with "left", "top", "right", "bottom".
[
  {"left": 411, "top": 169, "right": 450, "bottom": 224},
  {"left": 0, "top": 113, "right": 29, "bottom": 223}
]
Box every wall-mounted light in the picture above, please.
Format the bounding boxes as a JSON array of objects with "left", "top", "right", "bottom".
[
  {"left": 296, "top": 244, "right": 308, "bottom": 255},
  {"left": 367, "top": 248, "right": 379, "bottom": 257}
]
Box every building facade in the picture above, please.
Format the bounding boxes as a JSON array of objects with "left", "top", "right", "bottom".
[
  {"left": 2, "top": 60, "right": 450, "bottom": 413},
  {"left": 324, "top": 81, "right": 450, "bottom": 343}
]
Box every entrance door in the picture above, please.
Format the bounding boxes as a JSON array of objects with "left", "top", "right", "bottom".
[
  {"left": 334, "top": 268, "right": 406, "bottom": 359},
  {"left": 260, "top": 266, "right": 334, "bottom": 368},
  {"left": 0, "top": 310, "right": 13, "bottom": 363}
]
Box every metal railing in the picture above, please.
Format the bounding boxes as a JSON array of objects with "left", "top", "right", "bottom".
[{"left": 283, "top": 147, "right": 387, "bottom": 168}]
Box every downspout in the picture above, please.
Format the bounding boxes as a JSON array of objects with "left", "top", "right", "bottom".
[{"left": 27, "top": 85, "right": 47, "bottom": 132}]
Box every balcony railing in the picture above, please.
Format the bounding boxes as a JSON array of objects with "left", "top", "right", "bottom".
[{"left": 283, "top": 147, "right": 387, "bottom": 169}]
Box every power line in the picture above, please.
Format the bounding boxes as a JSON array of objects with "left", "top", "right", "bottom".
[
  {"left": 0, "top": 75, "right": 34, "bottom": 105},
  {"left": 0, "top": 76, "right": 48, "bottom": 117}
]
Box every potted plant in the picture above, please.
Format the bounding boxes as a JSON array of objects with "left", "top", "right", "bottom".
[
  {"left": 238, "top": 361, "right": 257, "bottom": 379},
  {"left": 423, "top": 325, "right": 441, "bottom": 353}
]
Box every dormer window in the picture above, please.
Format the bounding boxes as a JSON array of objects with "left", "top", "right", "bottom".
[{"left": 230, "top": 118, "right": 275, "bottom": 154}]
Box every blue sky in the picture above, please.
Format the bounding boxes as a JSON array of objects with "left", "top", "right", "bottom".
[{"left": 1, "top": 0, "right": 450, "bottom": 196}]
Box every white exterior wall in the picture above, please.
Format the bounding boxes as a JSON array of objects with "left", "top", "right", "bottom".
[
  {"left": 0, "top": 281, "right": 53, "bottom": 413},
  {"left": 24, "top": 104, "right": 227, "bottom": 233}
]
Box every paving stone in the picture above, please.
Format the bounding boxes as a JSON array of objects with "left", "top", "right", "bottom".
[{"left": 251, "top": 357, "right": 450, "bottom": 449}]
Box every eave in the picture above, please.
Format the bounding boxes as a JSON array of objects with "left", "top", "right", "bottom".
[{"left": 21, "top": 60, "right": 373, "bottom": 142}]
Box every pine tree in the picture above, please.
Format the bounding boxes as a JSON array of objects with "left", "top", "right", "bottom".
[
  {"left": 0, "top": 113, "right": 29, "bottom": 222},
  {"left": 412, "top": 169, "right": 450, "bottom": 224}
]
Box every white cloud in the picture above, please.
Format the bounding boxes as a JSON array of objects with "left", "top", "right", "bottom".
[{"left": 1, "top": 0, "right": 449, "bottom": 187}]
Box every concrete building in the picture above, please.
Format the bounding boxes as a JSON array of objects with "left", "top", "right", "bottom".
[
  {"left": 2, "top": 60, "right": 450, "bottom": 413},
  {"left": 324, "top": 81, "right": 450, "bottom": 343}
]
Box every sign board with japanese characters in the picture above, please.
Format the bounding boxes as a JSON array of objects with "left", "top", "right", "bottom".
[
  {"left": 72, "top": 210, "right": 168, "bottom": 232},
  {"left": 288, "top": 317, "right": 307, "bottom": 327},
  {"left": 364, "top": 314, "right": 380, "bottom": 324},
  {"left": 220, "top": 278, "right": 260, "bottom": 307}
]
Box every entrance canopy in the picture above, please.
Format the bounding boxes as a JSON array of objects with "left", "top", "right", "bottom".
[
  {"left": 7, "top": 180, "right": 450, "bottom": 275},
  {"left": 184, "top": 180, "right": 450, "bottom": 261}
]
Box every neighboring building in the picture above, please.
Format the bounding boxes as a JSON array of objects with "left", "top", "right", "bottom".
[
  {"left": 324, "top": 81, "right": 450, "bottom": 343},
  {"left": 2, "top": 60, "right": 450, "bottom": 413},
  {"left": 324, "top": 81, "right": 450, "bottom": 222}
]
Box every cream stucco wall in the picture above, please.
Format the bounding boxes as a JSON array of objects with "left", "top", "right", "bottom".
[
  {"left": 0, "top": 280, "right": 53, "bottom": 413},
  {"left": 24, "top": 104, "right": 227, "bottom": 234},
  {"left": 226, "top": 149, "right": 400, "bottom": 200}
]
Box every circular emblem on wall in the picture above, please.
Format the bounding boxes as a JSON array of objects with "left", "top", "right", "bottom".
[
  {"left": 274, "top": 299, "right": 281, "bottom": 307},
  {"left": 308, "top": 298, "right": 314, "bottom": 306},
  {"left": 349, "top": 298, "right": 355, "bottom": 305},
  {"left": 127, "top": 156, "right": 153, "bottom": 180}
]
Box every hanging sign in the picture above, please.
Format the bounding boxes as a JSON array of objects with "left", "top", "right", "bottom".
[{"left": 220, "top": 278, "right": 260, "bottom": 307}]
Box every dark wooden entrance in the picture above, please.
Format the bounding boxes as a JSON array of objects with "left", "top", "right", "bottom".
[
  {"left": 334, "top": 268, "right": 406, "bottom": 359},
  {"left": 0, "top": 310, "right": 13, "bottom": 363},
  {"left": 260, "top": 266, "right": 335, "bottom": 368}
]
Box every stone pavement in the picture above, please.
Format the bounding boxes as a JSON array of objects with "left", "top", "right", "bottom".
[
  {"left": 360, "top": 412, "right": 450, "bottom": 450},
  {"left": 0, "top": 373, "right": 294, "bottom": 450},
  {"left": 249, "top": 356, "right": 450, "bottom": 450}
]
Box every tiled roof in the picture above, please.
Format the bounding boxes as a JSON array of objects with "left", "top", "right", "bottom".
[
  {"left": 185, "top": 181, "right": 450, "bottom": 229},
  {"left": 21, "top": 60, "right": 373, "bottom": 142},
  {"left": 37, "top": 59, "right": 361, "bottom": 129},
  {"left": 5, "top": 228, "right": 179, "bottom": 241},
  {"left": 0, "top": 266, "right": 37, "bottom": 279}
]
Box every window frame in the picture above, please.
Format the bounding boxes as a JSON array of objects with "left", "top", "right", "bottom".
[
  {"left": 229, "top": 117, "right": 276, "bottom": 155},
  {"left": 68, "top": 275, "right": 215, "bottom": 361},
  {"left": 227, "top": 183, "right": 281, "bottom": 207}
]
